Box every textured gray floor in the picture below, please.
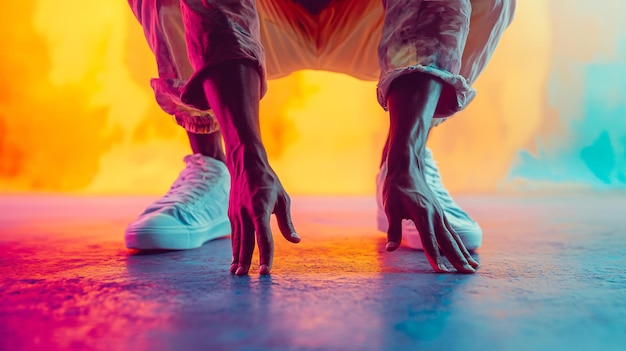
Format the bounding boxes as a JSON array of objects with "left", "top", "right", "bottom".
[{"left": 1, "top": 194, "right": 625, "bottom": 351}]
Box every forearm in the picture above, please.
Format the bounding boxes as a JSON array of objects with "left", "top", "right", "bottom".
[
  {"left": 386, "top": 73, "right": 443, "bottom": 172},
  {"left": 381, "top": 72, "right": 478, "bottom": 273},
  {"left": 200, "top": 60, "right": 268, "bottom": 167}
]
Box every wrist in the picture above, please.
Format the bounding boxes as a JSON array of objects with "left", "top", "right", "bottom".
[
  {"left": 386, "top": 136, "right": 426, "bottom": 158},
  {"left": 225, "top": 142, "right": 270, "bottom": 170},
  {"left": 385, "top": 141, "right": 426, "bottom": 175}
]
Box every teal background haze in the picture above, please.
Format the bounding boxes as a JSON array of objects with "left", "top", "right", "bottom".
[{"left": 507, "top": 0, "right": 626, "bottom": 190}]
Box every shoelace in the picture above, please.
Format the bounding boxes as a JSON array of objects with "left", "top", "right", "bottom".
[{"left": 155, "top": 155, "right": 221, "bottom": 206}]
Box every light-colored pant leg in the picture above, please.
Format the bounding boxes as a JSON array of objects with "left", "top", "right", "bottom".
[
  {"left": 377, "top": 0, "right": 473, "bottom": 118},
  {"left": 178, "top": 0, "right": 267, "bottom": 113},
  {"left": 377, "top": 0, "right": 516, "bottom": 119},
  {"left": 128, "top": 0, "right": 265, "bottom": 134},
  {"left": 462, "top": 0, "right": 516, "bottom": 85},
  {"left": 129, "top": 0, "right": 218, "bottom": 133}
]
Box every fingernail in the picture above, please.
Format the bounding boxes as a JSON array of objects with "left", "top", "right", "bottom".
[
  {"left": 259, "top": 264, "right": 270, "bottom": 275},
  {"left": 386, "top": 241, "right": 400, "bottom": 251},
  {"left": 291, "top": 232, "right": 301, "bottom": 242},
  {"left": 463, "top": 264, "right": 476, "bottom": 273}
]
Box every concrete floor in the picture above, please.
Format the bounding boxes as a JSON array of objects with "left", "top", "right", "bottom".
[{"left": 1, "top": 194, "right": 625, "bottom": 351}]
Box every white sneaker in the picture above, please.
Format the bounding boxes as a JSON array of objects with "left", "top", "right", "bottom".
[
  {"left": 376, "top": 148, "right": 482, "bottom": 251},
  {"left": 125, "top": 154, "right": 231, "bottom": 250}
]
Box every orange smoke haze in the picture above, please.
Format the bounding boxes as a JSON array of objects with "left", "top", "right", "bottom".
[{"left": 0, "top": 1, "right": 550, "bottom": 195}]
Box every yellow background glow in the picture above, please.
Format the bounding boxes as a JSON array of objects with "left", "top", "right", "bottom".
[{"left": 0, "top": 1, "right": 558, "bottom": 195}]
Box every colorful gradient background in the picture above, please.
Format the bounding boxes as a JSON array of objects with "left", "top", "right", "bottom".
[{"left": 1, "top": 1, "right": 625, "bottom": 195}]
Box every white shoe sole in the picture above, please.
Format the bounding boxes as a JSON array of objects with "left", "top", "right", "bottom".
[
  {"left": 376, "top": 211, "right": 482, "bottom": 251},
  {"left": 125, "top": 217, "right": 231, "bottom": 250}
]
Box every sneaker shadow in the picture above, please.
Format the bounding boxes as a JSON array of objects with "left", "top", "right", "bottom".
[{"left": 124, "top": 237, "right": 232, "bottom": 276}]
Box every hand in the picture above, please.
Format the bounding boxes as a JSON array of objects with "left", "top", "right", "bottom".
[
  {"left": 383, "top": 157, "right": 479, "bottom": 273},
  {"left": 227, "top": 146, "right": 300, "bottom": 276}
]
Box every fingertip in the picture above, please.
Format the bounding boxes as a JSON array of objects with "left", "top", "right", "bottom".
[
  {"left": 460, "top": 264, "right": 476, "bottom": 274},
  {"left": 437, "top": 263, "right": 452, "bottom": 273},
  {"left": 230, "top": 263, "right": 238, "bottom": 275},
  {"left": 386, "top": 241, "right": 400, "bottom": 252},
  {"left": 235, "top": 265, "right": 250, "bottom": 276},
  {"left": 290, "top": 232, "right": 301, "bottom": 243},
  {"left": 282, "top": 231, "right": 300, "bottom": 244},
  {"left": 275, "top": 196, "right": 298, "bottom": 242},
  {"left": 259, "top": 264, "right": 271, "bottom": 275},
  {"left": 386, "top": 218, "right": 402, "bottom": 248},
  {"left": 469, "top": 257, "right": 480, "bottom": 269}
]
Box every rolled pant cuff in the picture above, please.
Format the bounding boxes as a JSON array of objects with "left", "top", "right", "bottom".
[
  {"left": 377, "top": 64, "right": 477, "bottom": 119},
  {"left": 151, "top": 77, "right": 220, "bottom": 134},
  {"left": 180, "top": 57, "right": 267, "bottom": 112}
]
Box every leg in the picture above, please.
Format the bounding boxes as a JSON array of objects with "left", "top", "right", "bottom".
[
  {"left": 460, "top": 0, "right": 517, "bottom": 85},
  {"left": 129, "top": 0, "right": 225, "bottom": 147},
  {"left": 188, "top": 131, "right": 225, "bottom": 162},
  {"left": 124, "top": 0, "right": 231, "bottom": 250}
]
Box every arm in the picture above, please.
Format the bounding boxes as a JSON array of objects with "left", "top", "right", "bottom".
[
  {"left": 384, "top": 72, "right": 479, "bottom": 273},
  {"left": 202, "top": 60, "right": 300, "bottom": 275}
]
